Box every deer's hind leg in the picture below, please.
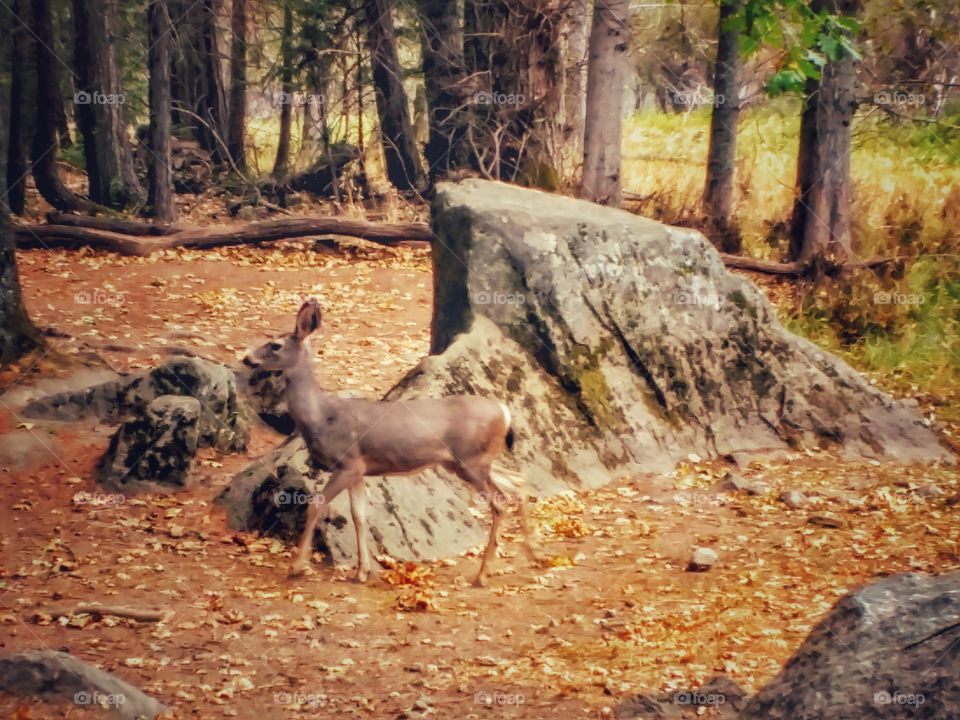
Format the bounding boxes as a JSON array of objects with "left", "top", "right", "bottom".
[{"left": 448, "top": 460, "right": 504, "bottom": 587}]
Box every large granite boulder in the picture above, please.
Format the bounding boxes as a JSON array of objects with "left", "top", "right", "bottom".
[
  {"left": 739, "top": 571, "right": 960, "bottom": 719},
  {"left": 97, "top": 395, "right": 201, "bottom": 493},
  {"left": 217, "top": 180, "right": 950, "bottom": 564},
  {"left": 23, "top": 355, "right": 250, "bottom": 452},
  {"left": 0, "top": 649, "right": 167, "bottom": 719}
]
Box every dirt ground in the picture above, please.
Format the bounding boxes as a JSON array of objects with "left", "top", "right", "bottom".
[{"left": 1, "top": 242, "right": 958, "bottom": 719}]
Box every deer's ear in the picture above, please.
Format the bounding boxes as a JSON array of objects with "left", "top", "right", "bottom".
[{"left": 294, "top": 299, "right": 322, "bottom": 339}]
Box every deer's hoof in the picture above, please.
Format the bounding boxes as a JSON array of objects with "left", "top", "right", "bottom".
[
  {"left": 288, "top": 561, "right": 309, "bottom": 578},
  {"left": 472, "top": 574, "right": 488, "bottom": 588},
  {"left": 353, "top": 569, "right": 369, "bottom": 583}
]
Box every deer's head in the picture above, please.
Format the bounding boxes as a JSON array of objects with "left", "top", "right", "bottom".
[{"left": 243, "top": 299, "right": 322, "bottom": 371}]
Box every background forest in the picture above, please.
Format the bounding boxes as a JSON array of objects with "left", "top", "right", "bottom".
[{"left": 2, "top": 0, "right": 958, "bottom": 399}]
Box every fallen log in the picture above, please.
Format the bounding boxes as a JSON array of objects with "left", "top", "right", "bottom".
[
  {"left": 169, "top": 215, "right": 432, "bottom": 249},
  {"left": 15, "top": 224, "right": 165, "bottom": 255},
  {"left": 46, "top": 211, "right": 183, "bottom": 236},
  {"left": 719, "top": 253, "right": 901, "bottom": 277},
  {"left": 40, "top": 603, "right": 164, "bottom": 623},
  {"left": 16, "top": 214, "right": 433, "bottom": 255}
]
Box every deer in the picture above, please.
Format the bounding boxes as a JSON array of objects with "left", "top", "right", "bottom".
[{"left": 242, "top": 299, "right": 542, "bottom": 586}]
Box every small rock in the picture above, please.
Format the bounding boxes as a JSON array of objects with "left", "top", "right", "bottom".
[
  {"left": 687, "top": 547, "right": 718, "bottom": 572},
  {"left": 807, "top": 514, "right": 845, "bottom": 529},
  {"left": 711, "top": 472, "right": 769, "bottom": 496},
  {"left": 915, "top": 485, "right": 944, "bottom": 498},
  {"left": 779, "top": 490, "right": 807, "bottom": 509},
  {"left": 168, "top": 524, "right": 185, "bottom": 539},
  {"left": 97, "top": 395, "right": 201, "bottom": 494}
]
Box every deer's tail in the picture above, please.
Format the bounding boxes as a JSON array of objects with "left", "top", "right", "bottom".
[
  {"left": 499, "top": 402, "right": 515, "bottom": 451},
  {"left": 490, "top": 467, "right": 526, "bottom": 497}
]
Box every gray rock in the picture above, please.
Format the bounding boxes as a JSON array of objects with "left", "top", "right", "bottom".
[
  {"left": 23, "top": 356, "right": 250, "bottom": 452},
  {"left": 217, "top": 180, "right": 949, "bottom": 564},
  {"left": 779, "top": 490, "right": 808, "bottom": 509},
  {"left": 97, "top": 395, "right": 200, "bottom": 493},
  {"left": 915, "top": 485, "right": 945, "bottom": 499},
  {"left": 739, "top": 571, "right": 960, "bottom": 719},
  {"left": 0, "top": 649, "right": 167, "bottom": 719},
  {"left": 687, "top": 546, "right": 718, "bottom": 572}
]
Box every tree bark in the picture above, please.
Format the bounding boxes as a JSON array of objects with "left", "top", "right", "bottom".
[
  {"left": 146, "top": 0, "right": 176, "bottom": 222},
  {"left": 30, "top": 0, "right": 99, "bottom": 213},
  {"left": 226, "top": 0, "right": 247, "bottom": 171},
  {"left": 272, "top": 2, "right": 294, "bottom": 178},
  {"left": 72, "top": 0, "right": 143, "bottom": 209},
  {"left": 581, "top": 0, "right": 630, "bottom": 207},
  {"left": 415, "top": 0, "right": 473, "bottom": 180},
  {"left": 0, "top": 6, "right": 42, "bottom": 363},
  {"left": 788, "top": 0, "right": 859, "bottom": 274},
  {"left": 6, "top": 0, "right": 34, "bottom": 216},
  {"left": 364, "top": 0, "right": 426, "bottom": 192},
  {"left": 703, "top": 0, "right": 743, "bottom": 253}
]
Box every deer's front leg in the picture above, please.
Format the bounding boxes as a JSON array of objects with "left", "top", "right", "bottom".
[
  {"left": 289, "top": 487, "right": 326, "bottom": 578},
  {"left": 289, "top": 467, "right": 358, "bottom": 578},
  {"left": 348, "top": 481, "right": 370, "bottom": 583}
]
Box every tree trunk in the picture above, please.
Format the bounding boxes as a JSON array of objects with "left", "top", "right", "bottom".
[
  {"left": 702, "top": 0, "right": 742, "bottom": 253},
  {"left": 788, "top": 0, "right": 859, "bottom": 274},
  {"left": 0, "top": 7, "right": 42, "bottom": 363},
  {"left": 580, "top": 0, "right": 630, "bottom": 206},
  {"left": 463, "top": 0, "right": 564, "bottom": 184},
  {"left": 272, "top": 2, "right": 294, "bottom": 178},
  {"left": 364, "top": 0, "right": 425, "bottom": 192},
  {"left": 226, "top": 0, "right": 246, "bottom": 171},
  {"left": 146, "top": 0, "right": 176, "bottom": 222},
  {"left": 415, "top": 0, "right": 473, "bottom": 180},
  {"left": 561, "top": 0, "right": 589, "bottom": 148},
  {"left": 6, "top": 0, "right": 34, "bottom": 216},
  {"left": 30, "top": 0, "right": 98, "bottom": 213},
  {"left": 176, "top": 0, "right": 228, "bottom": 161},
  {"left": 72, "top": 0, "right": 143, "bottom": 209}
]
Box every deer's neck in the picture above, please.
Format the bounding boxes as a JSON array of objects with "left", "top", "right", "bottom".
[{"left": 284, "top": 355, "right": 322, "bottom": 398}]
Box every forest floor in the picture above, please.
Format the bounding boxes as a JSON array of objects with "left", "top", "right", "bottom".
[{"left": 1, "top": 240, "right": 958, "bottom": 719}]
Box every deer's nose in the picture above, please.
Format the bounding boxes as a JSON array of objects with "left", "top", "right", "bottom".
[{"left": 242, "top": 356, "right": 259, "bottom": 369}]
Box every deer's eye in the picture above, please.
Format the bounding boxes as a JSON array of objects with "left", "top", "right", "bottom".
[{"left": 269, "top": 342, "right": 283, "bottom": 351}]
